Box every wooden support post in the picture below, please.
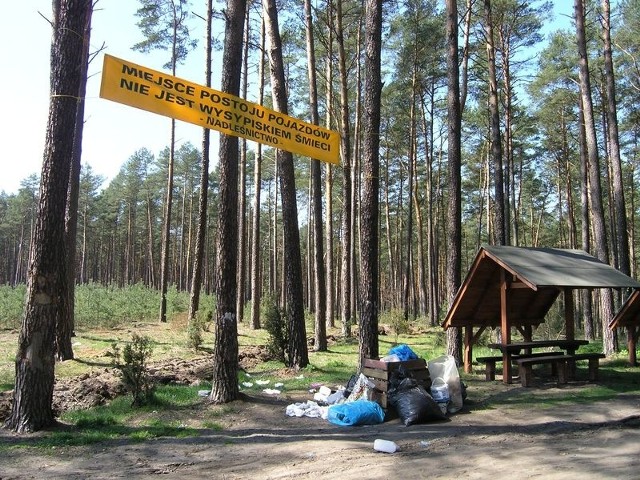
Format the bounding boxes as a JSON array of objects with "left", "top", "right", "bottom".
[
  {"left": 564, "top": 287, "right": 575, "bottom": 341},
  {"left": 500, "top": 270, "right": 512, "bottom": 384},
  {"left": 628, "top": 327, "right": 638, "bottom": 367},
  {"left": 464, "top": 326, "right": 473, "bottom": 373}
]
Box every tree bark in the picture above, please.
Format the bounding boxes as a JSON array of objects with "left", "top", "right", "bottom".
[
  {"left": 336, "top": 0, "right": 353, "bottom": 338},
  {"left": 263, "top": 0, "right": 309, "bottom": 369},
  {"left": 575, "top": 0, "right": 615, "bottom": 353},
  {"left": 445, "top": 0, "right": 462, "bottom": 364},
  {"left": 303, "top": 0, "right": 327, "bottom": 352},
  {"left": 188, "top": 0, "right": 213, "bottom": 325},
  {"left": 359, "top": 0, "right": 382, "bottom": 368},
  {"left": 59, "top": 4, "right": 93, "bottom": 361},
  {"left": 210, "top": 0, "right": 246, "bottom": 403},
  {"left": 484, "top": 0, "right": 506, "bottom": 246},
  {"left": 5, "top": 0, "right": 91, "bottom": 433},
  {"left": 250, "top": 18, "right": 266, "bottom": 331},
  {"left": 601, "top": 0, "right": 630, "bottom": 277}
]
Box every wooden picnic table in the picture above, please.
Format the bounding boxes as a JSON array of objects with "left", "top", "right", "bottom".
[{"left": 487, "top": 339, "right": 590, "bottom": 384}]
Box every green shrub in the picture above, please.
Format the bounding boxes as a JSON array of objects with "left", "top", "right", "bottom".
[
  {"left": 111, "top": 334, "right": 155, "bottom": 406},
  {"left": 380, "top": 308, "right": 410, "bottom": 344},
  {"left": 187, "top": 308, "right": 212, "bottom": 351},
  {"left": 262, "top": 295, "right": 287, "bottom": 362}
]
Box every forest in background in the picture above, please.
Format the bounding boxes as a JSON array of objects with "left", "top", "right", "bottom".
[{"left": 1, "top": 0, "right": 639, "bottom": 341}]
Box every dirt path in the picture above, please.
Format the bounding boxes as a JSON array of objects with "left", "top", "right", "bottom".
[{"left": 2, "top": 386, "right": 640, "bottom": 479}]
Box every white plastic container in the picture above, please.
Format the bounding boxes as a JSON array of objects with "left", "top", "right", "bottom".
[
  {"left": 430, "top": 377, "right": 450, "bottom": 403},
  {"left": 373, "top": 439, "right": 399, "bottom": 453}
]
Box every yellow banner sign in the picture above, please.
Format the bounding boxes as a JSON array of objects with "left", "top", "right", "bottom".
[{"left": 99, "top": 54, "right": 340, "bottom": 165}]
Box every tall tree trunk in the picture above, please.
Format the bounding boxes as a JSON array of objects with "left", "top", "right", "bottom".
[
  {"left": 6, "top": 0, "right": 91, "bottom": 433},
  {"left": 575, "top": 0, "right": 615, "bottom": 352},
  {"left": 304, "top": 0, "right": 327, "bottom": 352},
  {"left": 159, "top": 124, "right": 175, "bottom": 323},
  {"left": 250, "top": 18, "right": 266, "bottom": 330},
  {"left": 484, "top": 0, "right": 506, "bottom": 246},
  {"left": 263, "top": 0, "right": 309, "bottom": 369},
  {"left": 324, "top": 4, "right": 335, "bottom": 329},
  {"left": 578, "top": 95, "right": 594, "bottom": 339},
  {"left": 336, "top": 0, "right": 353, "bottom": 338},
  {"left": 188, "top": 0, "right": 213, "bottom": 325},
  {"left": 460, "top": 0, "right": 472, "bottom": 112},
  {"left": 210, "top": 0, "right": 246, "bottom": 403},
  {"left": 236, "top": 3, "right": 251, "bottom": 324},
  {"left": 59, "top": 5, "right": 92, "bottom": 361},
  {"left": 446, "top": 0, "right": 462, "bottom": 364},
  {"left": 602, "top": 0, "right": 630, "bottom": 277},
  {"left": 403, "top": 72, "right": 416, "bottom": 322},
  {"left": 359, "top": 0, "right": 382, "bottom": 369}
]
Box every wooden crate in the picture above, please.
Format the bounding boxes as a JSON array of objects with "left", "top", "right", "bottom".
[{"left": 361, "top": 358, "right": 430, "bottom": 408}]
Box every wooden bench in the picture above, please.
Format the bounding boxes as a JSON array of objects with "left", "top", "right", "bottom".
[
  {"left": 476, "top": 356, "right": 503, "bottom": 381},
  {"left": 567, "top": 352, "right": 606, "bottom": 381},
  {"left": 515, "top": 352, "right": 605, "bottom": 387},
  {"left": 515, "top": 355, "right": 570, "bottom": 387},
  {"left": 477, "top": 352, "right": 566, "bottom": 381}
]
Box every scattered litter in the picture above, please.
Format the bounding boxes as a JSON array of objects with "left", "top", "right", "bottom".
[
  {"left": 274, "top": 382, "right": 284, "bottom": 388},
  {"left": 346, "top": 374, "right": 375, "bottom": 402},
  {"left": 313, "top": 385, "right": 333, "bottom": 403},
  {"left": 420, "top": 440, "right": 431, "bottom": 447},
  {"left": 296, "top": 374, "right": 305, "bottom": 379},
  {"left": 286, "top": 401, "right": 328, "bottom": 419},
  {"left": 242, "top": 382, "right": 254, "bottom": 388},
  {"left": 197, "top": 390, "right": 210, "bottom": 397},
  {"left": 263, "top": 388, "right": 281, "bottom": 395},
  {"left": 374, "top": 439, "right": 399, "bottom": 453},
  {"left": 256, "top": 380, "right": 270, "bottom": 385}
]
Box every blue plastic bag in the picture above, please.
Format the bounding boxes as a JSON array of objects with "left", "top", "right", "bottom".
[
  {"left": 327, "top": 399, "right": 385, "bottom": 426},
  {"left": 389, "top": 344, "right": 419, "bottom": 361}
]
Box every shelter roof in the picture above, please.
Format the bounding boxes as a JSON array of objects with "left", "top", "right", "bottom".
[
  {"left": 443, "top": 245, "right": 640, "bottom": 330},
  {"left": 609, "top": 289, "right": 640, "bottom": 330}
]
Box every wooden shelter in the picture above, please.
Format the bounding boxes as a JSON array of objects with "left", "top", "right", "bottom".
[
  {"left": 609, "top": 289, "right": 640, "bottom": 366},
  {"left": 443, "top": 245, "right": 640, "bottom": 382}
]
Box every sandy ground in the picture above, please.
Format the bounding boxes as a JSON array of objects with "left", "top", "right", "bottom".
[{"left": 2, "top": 382, "right": 640, "bottom": 480}]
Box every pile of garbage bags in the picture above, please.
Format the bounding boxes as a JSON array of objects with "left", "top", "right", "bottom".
[{"left": 285, "top": 344, "right": 466, "bottom": 427}]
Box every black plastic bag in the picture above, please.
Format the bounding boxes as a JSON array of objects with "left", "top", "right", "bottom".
[{"left": 388, "top": 377, "right": 447, "bottom": 426}]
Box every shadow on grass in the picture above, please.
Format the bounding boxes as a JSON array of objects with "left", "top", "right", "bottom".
[{"left": 471, "top": 361, "right": 640, "bottom": 409}]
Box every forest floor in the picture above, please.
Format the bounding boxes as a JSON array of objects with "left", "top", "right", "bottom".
[{"left": 1, "top": 347, "right": 640, "bottom": 479}]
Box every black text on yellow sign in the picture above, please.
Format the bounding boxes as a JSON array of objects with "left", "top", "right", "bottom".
[{"left": 99, "top": 54, "right": 340, "bottom": 165}]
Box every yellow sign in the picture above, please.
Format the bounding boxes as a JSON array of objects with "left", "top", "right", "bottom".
[{"left": 99, "top": 54, "right": 340, "bottom": 165}]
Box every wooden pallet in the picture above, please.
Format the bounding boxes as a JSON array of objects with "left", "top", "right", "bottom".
[{"left": 361, "top": 358, "right": 430, "bottom": 408}]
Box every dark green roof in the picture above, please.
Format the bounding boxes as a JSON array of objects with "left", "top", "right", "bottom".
[{"left": 482, "top": 245, "right": 640, "bottom": 289}]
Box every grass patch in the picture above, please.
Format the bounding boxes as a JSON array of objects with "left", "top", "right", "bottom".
[{"left": 0, "top": 385, "right": 206, "bottom": 452}]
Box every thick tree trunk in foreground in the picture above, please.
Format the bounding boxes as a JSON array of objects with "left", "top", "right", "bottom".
[
  {"left": 359, "top": 0, "right": 382, "bottom": 368},
  {"left": 5, "top": 0, "right": 91, "bottom": 433},
  {"left": 210, "top": 0, "right": 246, "bottom": 403},
  {"left": 445, "top": 0, "right": 463, "bottom": 364}
]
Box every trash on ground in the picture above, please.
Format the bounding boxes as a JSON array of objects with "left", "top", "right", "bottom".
[
  {"left": 373, "top": 438, "right": 399, "bottom": 453},
  {"left": 327, "top": 399, "right": 385, "bottom": 426},
  {"left": 286, "top": 401, "right": 328, "bottom": 419}
]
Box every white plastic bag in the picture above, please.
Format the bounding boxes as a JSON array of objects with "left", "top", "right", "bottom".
[{"left": 427, "top": 355, "right": 463, "bottom": 413}]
